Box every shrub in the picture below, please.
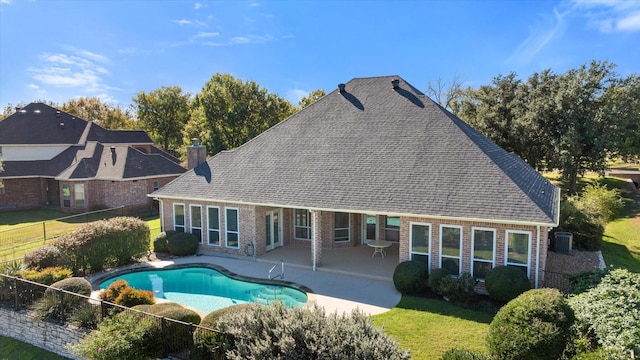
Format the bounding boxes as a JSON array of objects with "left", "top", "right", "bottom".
[
  {"left": 114, "top": 287, "right": 155, "bottom": 307},
  {"left": 73, "top": 310, "right": 163, "bottom": 360},
  {"left": 36, "top": 277, "right": 92, "bottom": 322},
  {"left": 46, "top": 277, "right": 92, "bottom": 297},
  {"left": 557, "top": 198, "right": 604, "bottom": 250},
  {"left": 575, "top": 183, "right": 624, "bottom": 225},
  {"left": 435, "top": 272, "right": 478, "bottom": 304},
  {"left": 428, "top": 268, "right": 450, "bottom": 292},
  {"left": 393, "top": 261, "right": 428, "bottom": 294},
  {"left": 484, "top": 266, "right": 531, "bottom": 302},
  {"left": 166, "top": 232, "right": 199, "bottom": 256},
  {"left": 153, "top": 231, "right": 172, "bottom": 253},
  {"left": 440, "top": 348, "right": 491, "bottom": 360},
  {"left": 566, "top": 268, "right": 609, "bottom": 294},
  {"left": 99, "top": 279, "right": 129, "bottom": 302},
  {"left": 0, "top": 260, "right": 27, "bottom": 276},
  {"left": 569, "top": 269, "right": 640, "bottom": 354},
  {"left": 20, "top": 266, "right": 72, "bottom": 285},
  {"left": 486, "top": 288, "right": 575, "bottom": 360},
  {"left": 216, "top": 302, "right": 411, "bottom": 359},
  {"left": 24, "top": 245, "right": 62, "bottom": 269},
  {"left": 192, "top": 304, "right": 252, "bottom": 360},
  {"left": 69, "top": 303, "right": 101, "bottom": 329}
]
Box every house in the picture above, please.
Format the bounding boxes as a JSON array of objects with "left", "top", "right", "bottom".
[
  {"left": 0, "top": 103, "right": 186, "bottom": 213},
  {"left": 150, "top": 76, "right": 560, "bottom": 288}
]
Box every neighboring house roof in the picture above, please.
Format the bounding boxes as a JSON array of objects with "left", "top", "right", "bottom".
[
  {"left": 0, "top": 103, "right": 88, "bottom": 145},
  {"left": 152, "top": 76, "right": 560, "bottom": 226}
]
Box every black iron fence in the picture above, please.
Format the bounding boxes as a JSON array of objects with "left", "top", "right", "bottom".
[
  {"left": 541, "top": 270, "right": 573, "bottom": 294},
  {"left": 0, "top": 274, "right": 224, "bottom": 360}
]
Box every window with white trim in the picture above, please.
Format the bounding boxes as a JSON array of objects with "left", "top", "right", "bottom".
[
  {"left": 225, "top": 207, "right": 239, "bottom": 248},
  {"left": 334, "top": 212, "right": 350, "bottom": 242},
  {"left": 207, "top": 206, "right": 220, "bottom": 246},
  {"left": 440, "top": 225, "right": 462, "bottom": 276},
  {"left": 74, "top": 184, "right": 85, "bottom": 209},
  {"left": 174, "top": 203, "right": 185, "bottom": 232},
  {"left": 505, "top": 230, "right": 531, "bottom": 277},
  {"left": 472, "top": 228, "right": 495, "bottom": 280},
  {"left": 190, "top": 204, "right": 202, "bottom": 243},
  {"left": 153, "top": 181, "right": 159, "bottom": 191},
  {"left": 384, "top": 216, "right": 400, "bottom": 241},
  {"left": 410, "top": 222, "right": 431, "bottom": 267},
  {"left": 294, "top": 209, "right": 311, "bottom": 240},
  {"left": 62, "top": 184, "right": 71, "bottom": 208}
]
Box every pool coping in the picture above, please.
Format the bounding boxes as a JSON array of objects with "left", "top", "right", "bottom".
[{"left": 88, "top": 262, "right": 317, "bottom": 311}]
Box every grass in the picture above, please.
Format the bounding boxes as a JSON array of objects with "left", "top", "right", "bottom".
[
  {"left": 602, "top": 182, "right": 640, "bottom": 272},
  {"left": 0, "top": 336, "right": 69, "bottom": 360},
  {"left": 371, "top": 296, "right": 493, "bottom": 359}
]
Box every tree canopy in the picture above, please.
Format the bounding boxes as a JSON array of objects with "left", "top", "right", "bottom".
[{"left": 298, "top": 89, "right": 326, "bottom": 109}]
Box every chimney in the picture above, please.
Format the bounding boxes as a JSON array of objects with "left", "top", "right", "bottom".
[
  {"left": 187, "top": 138, "right": 207, "bottom": 170},
  {"left": 338, "top": 83, "right": 346, "bottom": 93},
  {"left": 392, "top": 79, "right": 400, "bottom": 89}
]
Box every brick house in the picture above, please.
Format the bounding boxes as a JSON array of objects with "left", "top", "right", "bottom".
[
  {"left": 151, "top": 76, "right": 560, "bottom": 287},
  {"left": 0, "top": 103, "right": 186, "bottom": 213}
]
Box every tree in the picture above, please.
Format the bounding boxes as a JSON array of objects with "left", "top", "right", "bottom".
[
  {"left": 132, "top": 86, "right": 191, "bottom": 151},
  {"left": 195, "top": 73, "right": 295, "bottom": 155},
  {"left": 605, "top": 74, "right": 640, "bottom": 161},
  {"left": 298, "top": 89, "right": 326, "bottom": 109},
  {"left": 426, "top": 73, "right": 465, "bottom": 111},
  {"left": 61, "top": 97, "right": 135, "bottom": 129}
]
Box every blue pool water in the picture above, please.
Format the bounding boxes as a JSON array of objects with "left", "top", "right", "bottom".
[{"left": 99, "top": 266, "right": 308, "bottom": 314}]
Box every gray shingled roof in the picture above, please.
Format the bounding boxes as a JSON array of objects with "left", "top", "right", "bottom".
[
  {"left": 0, "top": 103, "right": 88, "bottom": 144},
  {"left": 153, "top": 76, "right": 559, "bottom": 226}
]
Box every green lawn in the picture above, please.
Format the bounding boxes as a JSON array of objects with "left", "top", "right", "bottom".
[
  {"left": 602, "top": 187, "right": 640, "bottom": 272},
  {"left": 371, "top": 296, "right": 493, "bottom": 359},
  {"left": 0, "top": 336, "right": 69, "bottom": 360}
]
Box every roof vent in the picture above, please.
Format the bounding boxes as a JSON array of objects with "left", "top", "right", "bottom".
[
  {"left": 18, "top": 109, "right": 26, "bottom": 115},
  {"left": 56, "top": 111, "right": 61, "bottom": 118},
  {"left": 191, "top": 138, "right": 200, "bottom": 146},
  {"left": 34, "top": 109, "right": 41, "bottom": 115},
  {"left": 338, "top": 83, "right": 346, "bottom": 93},
  {"left": 110, "top": 146, "right": 116, "bottom": 154},
  {"left": 59, "top": 122, "right": 64, "bottom": 129},
  {"left": 392, "top": 79, "right": 400, "bottom": 89}
]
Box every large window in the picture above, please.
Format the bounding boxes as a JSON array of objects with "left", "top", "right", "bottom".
[
  {"left": 174, "top": 204, "right": 185, "bottom": 232},
  {"left": 410, "top": 222, "right": 431, "bottom": 267},
  {"left": 74, "top": 184, "right": 85, "bottom": 209},
  {"left": 334, "top": 212, "right": 350, "bottom": 242},
  {"left": 225, "top": 208, "right": 239, "bottom": 248},
  {"left": 62, "top": 184, "right": 71, "bottom": 207},
  {"left": 190, "top": 205, "right": 202, "bottom": 243},
  {"left": 440, "top": 225, "right": 462, "bottom": 276},
  {"left": 207, "top": 206, "right": 220, "bottom": 246},
  {"left": 472, "top": 228, "right": 495, "bottom": 280},
  {"left": 506, "top": 230, "right": 531, "bottom": 276},
  {"left": 294, "top": 209, "right": 311, "bottom": 240},
  {"left": 385, "top": 216, "right": 400, "bottom": 241}
]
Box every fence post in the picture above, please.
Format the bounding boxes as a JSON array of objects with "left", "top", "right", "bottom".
[
  {"left": 43, "top": 222, "right": 47, "bottom": 243},
  {"left": 58, "top": 289, "right": 65, "bottom": 324},
  {"left": 161, "top": 317, "right": 169, "bottom": 357},
  {"left": 13, "top": 277, "right": 19, "bottom": 309}
]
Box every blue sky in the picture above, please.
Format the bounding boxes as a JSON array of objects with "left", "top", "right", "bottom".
[{"left": 1, "top": 0, "right": 639, "bottom": 111}]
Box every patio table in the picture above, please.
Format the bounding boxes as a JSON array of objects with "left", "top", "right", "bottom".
[{"left": 367, "top": 240, "right": 392, "bottom": 259}]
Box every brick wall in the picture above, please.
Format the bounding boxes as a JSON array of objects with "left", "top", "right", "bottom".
[
  {"left": 0, "top": 307, "right": 87, "bottom": 359},
  {"left": 0, "top": 178, "right": 47, "bottom": 208}
]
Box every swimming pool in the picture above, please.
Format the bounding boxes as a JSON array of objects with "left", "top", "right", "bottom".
[{"left": 98, "top": 265, "right": 308, "bottom": 314}]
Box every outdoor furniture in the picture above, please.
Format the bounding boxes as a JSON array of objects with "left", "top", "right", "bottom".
[{"left": 367, "top": 240, "right": 392, "bottom": 258}]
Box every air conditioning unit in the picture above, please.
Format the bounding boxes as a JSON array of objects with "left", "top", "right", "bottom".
[{"left": 554, "top": 232, "right": 573, "bottom": 254}]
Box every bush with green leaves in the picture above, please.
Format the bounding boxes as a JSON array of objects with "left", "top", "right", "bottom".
[
  {"left": 215, "top": 302, "right": 411, "bottom": 359},
  {"left": 73, "top": 310, "right": 164, "bottom": 360},
  {"left": 393, "top": 260, "right": 429, "bottom": 294},
  {"left": 153, "top": 231, "right": 175, "bottom": 253},
  {"left": 20, "top": 266, "right": 72, "bottom": 285},
  {"left": 486, "top": 288, "right": 575, "bottom": 360},
  {"left": 99, "top": 279, "right": 129, "bottom": 302},
  {"left": 428, "top": 268, "right": 450, "bottom": 291},
  {"left": 35, "top": 277, "right": 92, "bottom": 322},
  {"left": 192, "top": 303, "right": 252, "bottom": 359},
  {"left": 566, "top": 268, "right": 609, "bottom": 294},
  {"left": 435, "top": 272, "right": 478, "bottom": 304},
  {"left": 114, "top": 287, "right": 155, "bottom": 307},
  {"left": 484, "top": 266, "right": 531, "bottom": 302},
  {"left": 69, "top": 303, "right": 101, "bottom": 329},
  {"left": 24, "top": 245, "right": 62, "bottom": 269},
  {"left": 440, "top": 348, "right": 491, "bottom": 360},
  {"left": 575, "top": 183, "right": 624, "bottom": 225},
  {"left": 557, "top": 198, "right": 604, "bottom": 250},
  {"left": 568, "top": 269, "right": 640, "bottom": 355},
  {"left": 51, "top": 216, "right": 150, "bottom": 275},
  {"left": 166, "top": 232, "right": 199, "bottom": 256}
]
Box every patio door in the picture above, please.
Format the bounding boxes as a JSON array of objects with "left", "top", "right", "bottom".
[
  {"left": 265, "top": 209, "right": 282, "bottom": 251},
  {"left": 362, "top": 214, "right": 378, "bottom": 244}
]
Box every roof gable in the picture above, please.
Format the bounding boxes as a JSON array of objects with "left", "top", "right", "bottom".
[
  {"left": 153, "top": 76, "right": 559, "bottom": 225},
  {"left": 0, "top": 103, "right": 88, "bottom": 145}
]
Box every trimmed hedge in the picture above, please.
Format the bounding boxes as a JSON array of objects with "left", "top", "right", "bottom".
[
  {"left": 166, "top": 232, "right": 199, "bottom": 256},
  {"left": 36, "top": 277, "right": 93, "bottom": 322},
  {"left": 486, "top": 288, "right": 574, "bottom": 360},
  {"left": 393, "top": 261, "right": 428, "bottom": 294},
  {"left": 99, "top": 279, "right": 129, "bottom": 302},
  {"left": 114, "top": 287, "right": 155, "bottom": 307},
  {"left": 20, "top": 266, "right": 72, "bottom": 285},
  {"left": 153, "top": 231, "right": 174, "bottom": 253},
  {"left": 440, "top": 348, "right": 491, "bottom": 360},
  {"left": 484, "top": 266, "right": 531, "bottom": 302},
  {"left": 46, "top": 277, "right": 92, "bottom": 297},
  {"left": 428, "top": 268, "right": 450, "bottom": 291},
  {"left": 24, "top": 245, "right": 62, "bottom": 269}
]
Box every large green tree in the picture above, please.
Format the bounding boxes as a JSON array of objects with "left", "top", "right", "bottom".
[
  {"left": 132, "top": 86, "right": 191, "bottom": 151},
  {"left": 61, "top": 97, "right": 134, "bottom": 129},
  {"left": 298, "top": 89, "right": 326, "bottom": 109},
  {"left": 194, "top": 73, "right": 295, "bottom": 155},
  {"left": 605, "top": 74, "right": 640, "bottom": 160}
]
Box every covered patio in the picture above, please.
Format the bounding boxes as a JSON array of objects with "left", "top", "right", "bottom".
[{"left": 257, "top": 243, "right": 400, "bottom": 281}]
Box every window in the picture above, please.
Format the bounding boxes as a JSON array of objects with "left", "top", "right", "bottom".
[
  {"left": 153, "top": 181, "right": 159, "bottom": 191},
  {"left": 506, "top": 230, "right": 531, "bottom": 276},
  {"left": 62, "top": 184, "right": 71, "bottom": 207},
  {"left": 440, "top": 225, "right": 462, "bottom": 276},
  {"left": 74, "top": 184, "right": 85, "bottom": 208},
  {"left": 207, "top": 206, "right": 220, "bottom": 246},
  {"left": 190, "top": 205, "right": 202, "bottom": 243},
  {"left": 225, "top": 208, "right": 239, "bottom": 248},
  {"left": 472, "top": 228, "right": 495, "bottom": 280},
  {"left": 385, "top": 216, "right": 400, "bottom": 241},
  {"left": 174, "top": 204, "right": 185, "bottom": 232},
  {"left": 334, "top": 212, "right": 350, "bottom": 242},
  {"left": 294, "top": 209, "right": 311, "bottom": 240},
  {"left": 410, "top": 222, "right": 431, "bottom": 267}
]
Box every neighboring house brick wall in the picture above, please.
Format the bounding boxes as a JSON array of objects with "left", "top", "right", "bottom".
[{"left": 0, "top": 178, "right": 47, "bottom": 208}]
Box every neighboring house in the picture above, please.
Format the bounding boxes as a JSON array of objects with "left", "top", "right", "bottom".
[
  {"left": 0, "top": 103, "right": 186, "bottom": 213},
  {"left": 151, "top": 76, "right": 560, "bottom": 288}
]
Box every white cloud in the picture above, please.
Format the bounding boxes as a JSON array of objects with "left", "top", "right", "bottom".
[
  {"left": 617, "top": 11, "right": 640, "bottom": 31},
  {"left": 27, "top": 83, "right": 39, "bottom": 90},
  {"left": 572, "top": 0, "right": 640, "bottom": 33},
  {"left": 250, "top": 2, "right": 260, "bottom": 7},
  {"left": 203, "top": 34, "right": 274, "bottom": 47},
  {"left": 194, "top": 2, "right": 202, "bottom": 10},
  {"left": 0, "top": 0, "right": 12, "bottom": 4},
  {"left": 287, "top": 89, "right": 308, "bottom": 105},
  {"left": 195, "top": 32, "right": 220, "bottom": 38},
  {"left": 508, "top": 8, "right": 568, "bottom": 66},
  {"left": 172, "top": 18, "right": 206, "bottom": 27}
]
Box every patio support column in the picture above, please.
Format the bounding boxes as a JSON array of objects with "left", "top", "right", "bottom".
[{"left": 311, "top": 210, "right": 323, "bottom": 270}]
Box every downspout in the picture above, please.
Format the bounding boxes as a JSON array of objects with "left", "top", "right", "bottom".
[
  {"left": 535, "top": 225, "right": 540, "bottom": 288},
  {"left": 158, "top": 199, "right": 164, "bottom": 232},
  {"left": 312, "top": 210, "right": 317, "bottom": 272}
]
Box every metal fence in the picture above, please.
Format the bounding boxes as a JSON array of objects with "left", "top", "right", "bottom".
[
  {"left": 0, "top": 273, "right": 225, "bottom": 360},
  {"left": 541, "top": 270, "right": 573, "bottom": 294}
]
